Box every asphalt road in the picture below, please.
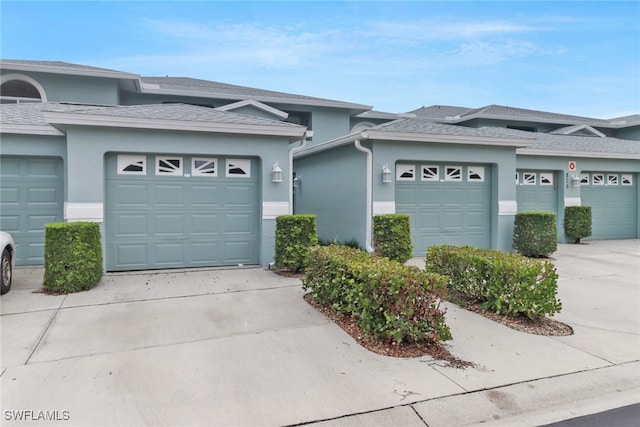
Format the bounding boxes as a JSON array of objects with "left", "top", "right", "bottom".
[{"left": 540, "top": 403, "right": 640, "bottom": 427}]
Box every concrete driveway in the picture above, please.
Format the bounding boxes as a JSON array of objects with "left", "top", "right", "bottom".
[{"left": 1, "top": 240, "right": 638, "bottom": 426}]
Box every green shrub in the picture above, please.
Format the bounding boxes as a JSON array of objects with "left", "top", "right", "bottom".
[
  {"left": 275, "top": 214, "right": 319, "bottom": 272},
  {"left": 303, "top": 245, "right": 451, "bottom": 344},
  {"left": 43, "top": 222, "right": 103, "bottom": 293},
  {"left": 425, "top": 245, "right": 561, "bottom": 319},
  {"left": 564, "top": 206, "right": 592, "bottom": 243},
  {"left": 513, "top": 212, "right": 557, "bottom": 257},
  {"left": 373, "top": 214, "right": 413, "bottom": 263}
]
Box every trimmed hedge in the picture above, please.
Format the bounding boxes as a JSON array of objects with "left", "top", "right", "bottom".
[
  {"left": 303, "top": 245, "right": 451, "bottom": 344},
  {"left": 373, "top": 214, "right": 413, "bottom": 263},
  {"left": 513, "top": 212, "right": 557, "bottom": 257},
  {"left": 43, "top": 222, "right": 103, "bottom": 293},
  {"left": 425, "top": 245, "right": 561, "bottom": 319},
  {"left": 564, "top": 206, "right": 592, "bottom": 243},
  {"left": 275, "top": 214, "right": 319, "bottom": 272}
]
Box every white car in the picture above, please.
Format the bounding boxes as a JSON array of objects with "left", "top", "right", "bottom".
[{"left": 1, "top": 231, "right": 16, "bottom": 295}]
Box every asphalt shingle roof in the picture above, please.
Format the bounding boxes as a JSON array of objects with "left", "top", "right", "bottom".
[
  {"left": 481, "top": 126, "right": 640, "bottom": 156},
  {"left": 368, "top": 117, "right": 533, "bottom": 140},
  {"left": 407, "top": 105, "right": 474, "bottom": 120},
  {"left": 142, "top": 77, "right": 370, "bottom": 111},
  {"left": 1, "top": 102, "right": 305, "bottom": 133}
]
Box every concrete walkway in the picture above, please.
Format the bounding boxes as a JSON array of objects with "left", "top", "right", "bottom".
[{"left": 1, "top": 240, "right": 638, "bottom": 426}]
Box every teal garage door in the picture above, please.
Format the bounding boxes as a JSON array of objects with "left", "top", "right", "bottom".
[
  {"left": 396, "top": 163, "right": 491, "bottom": 256},
  {"left": 516, "top": 170, "right": 558, "bottom": 213},
  {"left": 0, "top": 156, "right": 64, "bottom": 265},
  {"left": 105, "top": 154, "right": 260, "bottom": 271},
  {"left": 580, "top": 172, "right": 637, "bottom": 239}
]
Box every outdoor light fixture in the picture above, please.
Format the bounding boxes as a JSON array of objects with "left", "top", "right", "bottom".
[
  {"left": 382, "top": 165, "right": 392, "bottom": 183},
  {"left": 272, "top": 162, "right": 282, "bottom": 183},
  {"left": 293, "top": 175, "right": 301, "bottom": 189},
  {"left": 571, "top": 173, "right": 581, "bottom": 188}
]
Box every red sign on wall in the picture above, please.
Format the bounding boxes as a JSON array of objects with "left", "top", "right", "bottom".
[{"left": 568, "top": 161, "right": 577, "bottom": 171}]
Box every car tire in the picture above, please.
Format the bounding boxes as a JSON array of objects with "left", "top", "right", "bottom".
[{"left": 1, "top": 247, "right": 12, "bottom": 295}]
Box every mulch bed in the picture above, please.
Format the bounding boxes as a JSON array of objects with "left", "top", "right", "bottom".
[{"left": 278, "top": 268, "right": 574, "bottom": 367}]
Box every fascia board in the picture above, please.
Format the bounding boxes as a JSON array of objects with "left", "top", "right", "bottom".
[
  {"left": 0, "top": 124, "right": 65, "bottom": 136},
  {"left": 293, "top": 132, "right": 364, "bottom": 158},
  {"left": 140, "top": 87, "right": 372, "bottom": 112},
  {"left": 42, "top": 111, "right": 306, "bottom": 138},
  {"left": 517, "top": 148, "right": 640, "bottom": 160},
  {"left": 362, "top": 130, "right": 535, "bottom": 148},
  {"left": 0, "top": 62, "right": 140, "bottom": 81}
]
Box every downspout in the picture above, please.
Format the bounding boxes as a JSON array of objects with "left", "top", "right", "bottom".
[
  {"left": 354, "top": 139, "right": 374, "bottom": 253},
  {"left": 288, "top": 131, "right": 307, "bottom": 214}
]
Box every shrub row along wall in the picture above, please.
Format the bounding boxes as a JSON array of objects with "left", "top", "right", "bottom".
[
  {"left": 425, "top": 245, "right": 561, "bottom": 319},
  {"left": 275, "top": 214, "right": 319, "bottom": 272},
  {"left": 303, "top": 245, "right": 452, "bottom": 344}
]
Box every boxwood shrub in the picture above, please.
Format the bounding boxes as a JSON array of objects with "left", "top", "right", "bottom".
[
  {"left": 43, "top": 222, "right": 103, "bottom": 293},
  {"left": 425, "top": 245, "right": 561, "bottom": 319},
  {"left": 303, "top": 245, "right": 451, "bottom": 344},
  {"left": 373, "top": 214, "right": 413, "bottom": 263},
  {"left": 275, "top": 214, "right": 319, "bottom": 272},
  {"left": 513, "top": 211, "right": 557, "bottom": 257},
  {"left": 564, "top": 206, "right": 592, "bottom": 243}
]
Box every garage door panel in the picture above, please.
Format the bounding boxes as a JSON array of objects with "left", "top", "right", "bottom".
[
  {"left": 112, "top": 214, "right": 148, "bottom": 237},
  {"left": 154, "top": 214, "right": 186, "bottom": 236},
  {"left": 225, "top": 185, "right": 257, "bottom": 206},
  {"left": 1, "top": 188, "right": 19, "bottom": 204},
  {"left": 224, "top": 241, "right": 253, "bottom": 262},
  {"left": 155, "top": 243, "right": 185, "bottom": 265},
  {"left": 189, "top": 242, "right": 221, "bottom": 264},
  {"left": 190, "top": 214, "right": 220, "bottom": 235},
  {"left": 111, "top": 184, "right": 148, "bottom": 207},
  {"left": 224, "top": 213, "right": 254, "bottom": 234},
  {"left": 113, "top": 244, "right": 148, "bottom": 267},
  {"left": 191, "top": 185, "right": 221, "bottom": 206},
  {"left": 26, "top": 159, "right": 59, "bottom": 177},
  {"left": 154, "top": 184, "right": 186, "bottom": 206}
]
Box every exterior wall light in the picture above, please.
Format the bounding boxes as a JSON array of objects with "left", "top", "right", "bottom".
[
  {"left": 571, "top": 173, "right": 581, "bottom": 187},
  {"left": 382, "top": 165, "right": 392, "bottom": 183},
  {"left": 272, "top": 162, "right": 282, "bottom": 183}
]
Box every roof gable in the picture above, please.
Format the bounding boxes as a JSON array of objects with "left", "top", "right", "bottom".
[
  {"left": 214, "top": 99, "right": 288, "bottom": 120},
  {"left": 549, "top": 124, "right": 606, "bottom": 138}
]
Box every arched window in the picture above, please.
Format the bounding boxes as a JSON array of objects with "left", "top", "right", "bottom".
[{"left": 0, "top": 74, "right": 47, "bottom": 103}]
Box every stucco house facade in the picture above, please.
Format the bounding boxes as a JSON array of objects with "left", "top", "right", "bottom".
[{"left": 1, "top": 59, "right": 639, "bottom": 269}]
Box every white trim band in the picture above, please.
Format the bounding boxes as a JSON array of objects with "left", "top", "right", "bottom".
[
  {"left": 65, "top": 203, "right": 104, "bottom": 222},
  {"left": 564, "top": 197, "right": 582, "bottom": 207},
  {"left": 498, "top": 200, "right": 518, "bottom": 216},
  {"left": 373, "top": 201, "right": 396, "bottom": 215},
  {"left": 262, "top": 202, "right": 289, "bottom": 220}
]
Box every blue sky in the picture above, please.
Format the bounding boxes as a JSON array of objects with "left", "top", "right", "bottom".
[{"left": 2, "top": 1, "right": 639, "bottom": 118}]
